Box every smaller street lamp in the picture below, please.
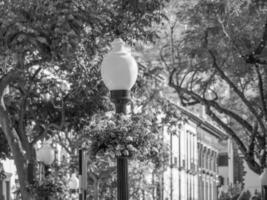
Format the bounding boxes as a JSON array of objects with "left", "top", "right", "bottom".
[
  {"left": 69, "top": 173, "right": 79, "bottom": 200},
  {"left": 101, "top": 38, "right": 138, "bottom": 200},
  {"left": 36, "top": 141, "right": 55, "bottom": 177},
  {"left": 36, "top": 141, "right": 55, "bottom": 165},
  {"left": 69, "top": 173, "right": 79, "bottom": 191},
  {"left": 260, "top": 168, "right": 267, "bottom": 200},
  {"left": 36, "top": 141, "right": 55, "bottom": 200}
]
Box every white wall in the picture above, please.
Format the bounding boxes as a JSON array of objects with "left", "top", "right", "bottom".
[
  {"left": 3, "top": 159, "right": 16, "bottom": 184},
  {"left": 3, "top": 159, "right": 16, "bottom": 199},
  {"left": 243, "top": 162, "right": 260, "bottom": 193}
]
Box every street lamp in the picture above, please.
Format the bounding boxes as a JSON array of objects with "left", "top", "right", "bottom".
[
  {"left": 69, "top": 173, "right": 79, "bottom": 200},
  {"left": 36, "top": 141, "right": 55, "bottom": 177},
  {"left": 69, "top": 173, "right": 79, "bottom": 191},
  {"left": 101, "top": 38, "right": 138, "bottom": 200},
  {"left": 260, "top": 168, "right": 267, "bottom": 200}
]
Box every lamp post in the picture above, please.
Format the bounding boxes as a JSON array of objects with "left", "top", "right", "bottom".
[
  {"left": 69, "top": 173, "right": 79, "bottom": 191},
  {"left": 101, "top": 38, "right": 138, "bottom": 200},
  {"left": 36, "top": 141, "right": 55, "bottom": 180},
  {"left": 261, "top": 168, "right": 267, "bottom": 200},
  {"left": 69, "top": 173, "right": 79, "bottom": 199}
]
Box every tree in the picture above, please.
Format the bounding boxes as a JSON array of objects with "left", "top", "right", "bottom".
[
  {"left": 159, "top": 0, "right": 267, "bottom": 174},
  {"left": 0, "top": 0, "right": 168, "bottom": 199}
]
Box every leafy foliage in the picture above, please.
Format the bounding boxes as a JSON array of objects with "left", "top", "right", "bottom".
[
  {"left": 28, "top": 179, "right": 66, "bottom": 200},
  {"left": 87, "top": 113, "right": 168, "bottom": 162}
]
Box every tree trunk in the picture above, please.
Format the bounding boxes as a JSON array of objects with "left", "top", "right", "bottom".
[{"left": 0, "top": 107, "right": 35, "bottom": 200}]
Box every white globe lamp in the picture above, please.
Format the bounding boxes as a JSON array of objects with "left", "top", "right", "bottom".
[
  {"left": 101, "top": 38, "right": 138, "bottom": 91},
  {"left": 69, "top": 173, "right": 79, "bottom": 190},
  {"left": 36, "top": 141, "right": 55, "bottom": 165}
]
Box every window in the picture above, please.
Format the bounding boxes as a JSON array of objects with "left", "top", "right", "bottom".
[
  {"left": 214, "top": 154, "right": 218, "bottom": 172},
  {"left": 191, "top": 162, "right": 195, "bottom": 171},
  {"left": 218, "top": 153, "right": 228, "bottom": 166},
  {"left": 206, "top": 154, "right": 209, "bottom": 170},
  {"left": 218, "top": 176, "right": 224, "bottom": 186},
  {"left": 174, "top": 157, "right": 178, "bottom": 167},
  {"left": 211, "top": 157, "right": 214, "bottom": 171},
  {"left": 201, "top": 152, "right": 205, "bottom": 168},
  {"left": 198, "top": 145, "right": 202, "bottom": 167},
  {"left": 182, "top": 159, "right": 186, "bottom": 168},
  {"left": 209, "top": 154, "right": 213, "bottom": 170}
]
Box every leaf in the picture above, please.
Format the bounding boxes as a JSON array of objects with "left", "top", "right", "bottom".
[{"left": 36, "top": 36, "right": 49, "bottom": 45}]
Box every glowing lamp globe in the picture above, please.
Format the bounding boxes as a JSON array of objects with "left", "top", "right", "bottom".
[
  {"left": 69, "top": 173, "right": 79, "bottom": 190},
  {"left": 101, "top": 38, "right": 138, "bottom": 91},
  {"left": 36, "top": 142, "right": 55, "bottom": 165},
  {"left": 261, "top": 168, "right": 267, "bottom": 186}
]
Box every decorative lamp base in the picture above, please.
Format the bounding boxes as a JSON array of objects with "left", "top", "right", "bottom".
[
  {"left": 44, "top": 165, "right": 51, "bottom": 177},
  {"left": 110, "top": 90, "right": 130, "bottom": 114}
]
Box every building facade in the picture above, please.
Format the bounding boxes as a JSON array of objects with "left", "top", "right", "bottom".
[
  {"left": 217, "top": 138, "right": 260, "bottom": 195},
  {"left": 161, "top": 104, "right": 227, "bottom": 200}
]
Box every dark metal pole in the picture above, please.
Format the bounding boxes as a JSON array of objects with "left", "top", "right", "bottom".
[
  {"left": 262, "top": 186, "right": 267, "bottom": 200},
  {"left": 79, "top": 148, "right": 88, "bottom": 200},
  {"left": 111, "top": 90, "right": 130, "bottom": 200},
  {"left": 82, "top": 150, "right": 88, "bottom": 200},
  {"left": 44, "top": 164, "right": 50, "bottom": 200},
  {"left": 44, "top": 165, "right": 50, "bottom": 177},
  {"left": 79, "top": 149, "right": 83, "bottom": 200},
  {"left": 117, "top": 157, "right": 129, "bottom": 200}
]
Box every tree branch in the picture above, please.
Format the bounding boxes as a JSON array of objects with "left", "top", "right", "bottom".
[
  {"left": 0, "top": 70, "right": 21, "bottom": 98},
  {"left": 172, "top": 81, "right": 256, "bottom": 138},
  {"left": 248, "top": 122, "right": 258, "bottom": 158},
  {"left": 169, "top": 68, "right": 177, "bottom": 87},
  {"left": 56, "top": 133, "right": 72, "bottom": 155},
  {"left": 255, "top": 64, "right": 267, "bottom": 120},
  {"left": 160, "top": 44, "right": 171, "bottom": 71},
  {"left": 208, "top": 50, "right": 266, "bottom": 135},
  {"left": 206, "top": 99, "right": 255, "bottom": 135}
]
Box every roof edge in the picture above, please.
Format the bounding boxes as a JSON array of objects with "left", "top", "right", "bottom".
[{"left": 174, "top": 104, "right": 228, "bottom": 140}]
